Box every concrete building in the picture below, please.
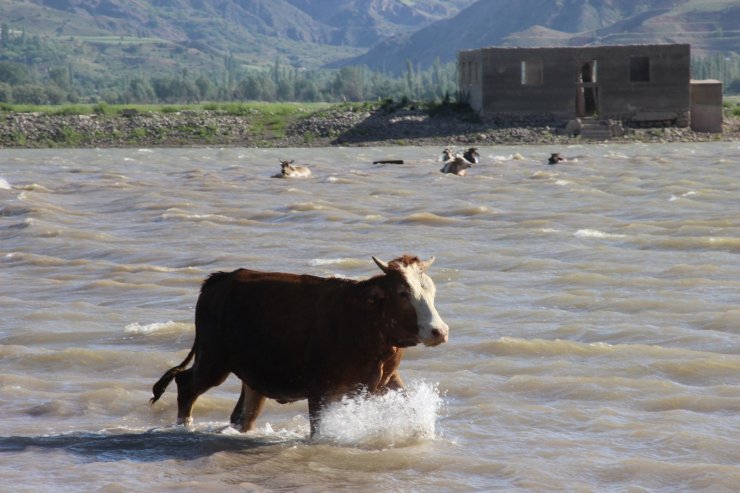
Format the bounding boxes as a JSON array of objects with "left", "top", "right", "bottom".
[
  {"left": 458, "top": 44, "right": 701, "bottom": 129},
  {"left": 690, "top": 79, "right": 723, "bottom": 133}
]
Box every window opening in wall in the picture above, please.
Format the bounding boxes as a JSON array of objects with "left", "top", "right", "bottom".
[
  {"left": 630, "top": 56, "right": 650, "bottom": 82},
  {"left": 521, "top": 60, "right": 543, "bottom": 85}
]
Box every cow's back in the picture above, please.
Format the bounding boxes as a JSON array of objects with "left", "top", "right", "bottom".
[{"left": 194, "top": 269, "right": 357, "bottom": 401}]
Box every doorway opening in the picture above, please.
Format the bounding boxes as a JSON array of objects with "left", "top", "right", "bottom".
[{"left": 576, "top": 60, "right": 598, "bottom": 117}]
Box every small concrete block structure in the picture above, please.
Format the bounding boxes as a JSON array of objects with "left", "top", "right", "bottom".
[
  {"left": 459, "top": 44, "right": 692, "bottom": 128},
  {"left": 690, "top": 79, "right": 723, "bottom": 133}
]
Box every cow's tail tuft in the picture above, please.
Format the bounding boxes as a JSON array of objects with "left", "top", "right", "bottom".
[{"left": 150, "top": 348, "right": 195, "bottom": 405}]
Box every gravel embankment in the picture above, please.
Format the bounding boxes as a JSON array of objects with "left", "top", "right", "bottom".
[{"left": 0, "top": 108, "right": 737, "bottom": 148}]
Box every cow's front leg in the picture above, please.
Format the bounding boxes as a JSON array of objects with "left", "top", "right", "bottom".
[
  {"left": 386, "top": 370, "right": 406, "bottom": 392},
  {"left": 307, "top": 393, "right": 345, "bottom": 439},
  {"left": 230, "top": 382, "right": 266, "bottom": 432},
  {"left": 307, "top": 396, "right": 323, "bottom": 439}
]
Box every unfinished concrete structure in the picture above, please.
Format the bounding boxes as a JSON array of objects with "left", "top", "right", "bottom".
[
  {"left": 458, "top": 44, "right": 693, "bottom": 128},
  {"left": 690, "top": 79, "right": 723, "bottom": 133}
]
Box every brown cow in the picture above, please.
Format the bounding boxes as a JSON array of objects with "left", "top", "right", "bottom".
[{"left": 150, "top": 255, "right": 448, "bottom": 437}]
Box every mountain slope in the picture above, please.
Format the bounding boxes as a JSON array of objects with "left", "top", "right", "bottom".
[
  {"left": 0, "top": 0, "right": 737, "bottom": 88},
  {"left": 0, "top": 0, "right": 476, "bottom": 82},
  {"left": 345, "top": 0, "right": 740, "bottom": 74}
]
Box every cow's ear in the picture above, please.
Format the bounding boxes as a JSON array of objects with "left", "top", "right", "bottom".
[{"left": 368, "top": 285, "right": 385, "bottom": 304}]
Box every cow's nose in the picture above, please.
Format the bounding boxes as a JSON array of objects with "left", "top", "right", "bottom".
[{"left": 431, "top": 325, "right": 449, "bottom": 344}]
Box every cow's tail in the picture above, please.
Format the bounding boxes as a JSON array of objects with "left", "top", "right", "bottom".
[{"left": 150, "top": 347, "right": 195, "bottom": 405}]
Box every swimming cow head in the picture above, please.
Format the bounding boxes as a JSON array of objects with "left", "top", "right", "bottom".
[
  {"left": 371, "top": 255, "right": 449, "bottom": 348},
  {"left": 280, "top": 159, "right": 295, "bottom": 175}
]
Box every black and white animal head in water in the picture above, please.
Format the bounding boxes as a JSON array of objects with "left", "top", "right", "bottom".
[
  {"left": 463, "top": 147, "right": 480, "bottom": 165},
  {"left": 548, "top": 153, "right": 565, "bottom": 165}
]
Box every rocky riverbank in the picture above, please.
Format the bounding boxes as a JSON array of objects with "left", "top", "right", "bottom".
[{"left": 0, "top": 106, "right": 737, "bottom": 148}]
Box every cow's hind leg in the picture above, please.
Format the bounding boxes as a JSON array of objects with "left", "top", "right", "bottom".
[
  {"left": 174, "top": 363, "right": 229, "bottom": 427},
  {"left": 230, "top": 382, "right": 266, "bottom": 432}
]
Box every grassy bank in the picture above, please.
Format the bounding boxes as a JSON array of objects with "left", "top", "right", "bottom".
[
  {"left": 0, "top": 99, "right": 476, "bottom": 148},
  {"left": 0, "top": 99, "right": 737, "bottom": 148},
  {"left": 0, "top": 101, "right": 354, "bottom": 147},
  {"left": 724, "top": 97, "right": 740, "bottom": 117},
  {"left": 0, "top": 101, "right": 337, "bottom": 136},
  {"left": 0, "top": 101, "right": 336, "bottom": 115}
]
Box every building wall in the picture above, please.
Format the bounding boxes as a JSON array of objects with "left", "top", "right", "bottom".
[
  {"left": 690, "top": 80, "right": 723, "bottom": 133},
  {"left": 458, "top": 50, "right": 483, "bottom": 112},
  {"left": 459, "top": 44, "right": 691, "bottom": 125}
]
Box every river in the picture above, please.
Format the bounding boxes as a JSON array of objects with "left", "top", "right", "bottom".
[{"left": 1, "top": 143, "right": 739, "bottom": 492}]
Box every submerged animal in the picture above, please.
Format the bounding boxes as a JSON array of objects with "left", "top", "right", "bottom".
[
  {"left": 277, "top": 159, "right": 312, "bottom": 178},
  {"left": 440, "top": 155, "right": 473, "bottom": 176},
  {"left": 150, "top": 255, "right": 449, "bottom": 437},
  {"left": 548, "top": 153, "right": 565, "bottom": 165}
]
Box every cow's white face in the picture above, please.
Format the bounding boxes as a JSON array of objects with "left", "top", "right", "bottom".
[{"left": 374, "top": 256, "right": 449, "bottom": 347}]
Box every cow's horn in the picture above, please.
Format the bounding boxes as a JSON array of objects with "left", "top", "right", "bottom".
[
  {"left": 421, "top": 256, "right": 435, "bottom": 271},
  {"left": 372, "top": 256, "right": 391, "bottom": 274}
]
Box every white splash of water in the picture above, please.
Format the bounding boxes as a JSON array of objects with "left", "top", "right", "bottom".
[
  {"left": 309, "top": 258, "right": 354, "bottom": 266},
  {"left": 0, "top": 177, "right": 11, "bottom": 189},
  {"left": 124, "top": 321, "right": 183, "bottom": 334},
  {"left": 575, "top": 229, "right": 626, "bottom": 240},
  {"left": 316, "top": 381, "right": 443, "bottom": 448}
]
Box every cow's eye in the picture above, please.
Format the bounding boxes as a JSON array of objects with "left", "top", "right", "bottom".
[{"left": 399, "top": 291, "right": 411, "bottom": 299}]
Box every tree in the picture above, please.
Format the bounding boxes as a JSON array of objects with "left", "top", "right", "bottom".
[
  {"left": 12, "top": 84, "right": 48, "bottom": 104},
  {"left": 195, "top": 76, "right": 214, "bottom": 101},
  {"left": 728, "top": 78, "right": 740, "bottom": 95},
  {"left": 405, "top": 60, "right": 414, "bottom": 96},
  {"left": 45, "top": 84, "right": 66, "bottom": 104},
  {"left": 0, "top": 61, "right": 31, "bottom": 85},
  {"left": 277, "top": 78, "right": 294, "bottom": 101},
  {"left": 48, "top": 67, "right": 70, "bottom": 90},
  {"left": 1, "top": 23, "right": 9, "bottom": 49},
  {"left": 127, "top": 77, "right": 155, "bottom": 102},
  {"left": 294, "top": 79, "right": 319, "bottom": 102},
  {"left": 234, "top": 75, "right": 260, "bottom": 101},
  {"left": 0, "top": 82, "right": 11, "bottom": 102}
]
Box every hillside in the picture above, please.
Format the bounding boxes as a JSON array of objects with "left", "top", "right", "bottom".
[
  {"left": 0, "top": 0, "right": 475, "bottom": 77},
  {"left": 348, "top": 0, "right": 740, "bottom": 74},
  {"left": 0, "top": 0, "right": 738, "bottom": 99}
]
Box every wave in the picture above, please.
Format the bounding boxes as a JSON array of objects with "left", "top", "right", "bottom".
[
  {"left": 440, "top": 206, "right": 492, "bottom": 218},
  {"left": 124, "top": 321, "right": 187, "bottom": 334},
  {"left": 0, "top": 205, "right": 33, "bottom": 217},
  {"left": 701, "top": 310, "right": 740, "bottom": 334},
  {"left": 309, "top": 257, "right": 366, "bottom": 270},
  {"left": 160, "top": 209, "right": 235, "bottom": 224},
  {"left": 491, "top": 153, "right": 525, "bottom": 162},
  {"left": 480, "top": 337, "right": 727, "bottom": 360},
  {"left": 395, "top": 212, "right": 457, "bottom": 226},
  {"left": 575, "top": 229, "right": 627, "bottom": 240}
]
